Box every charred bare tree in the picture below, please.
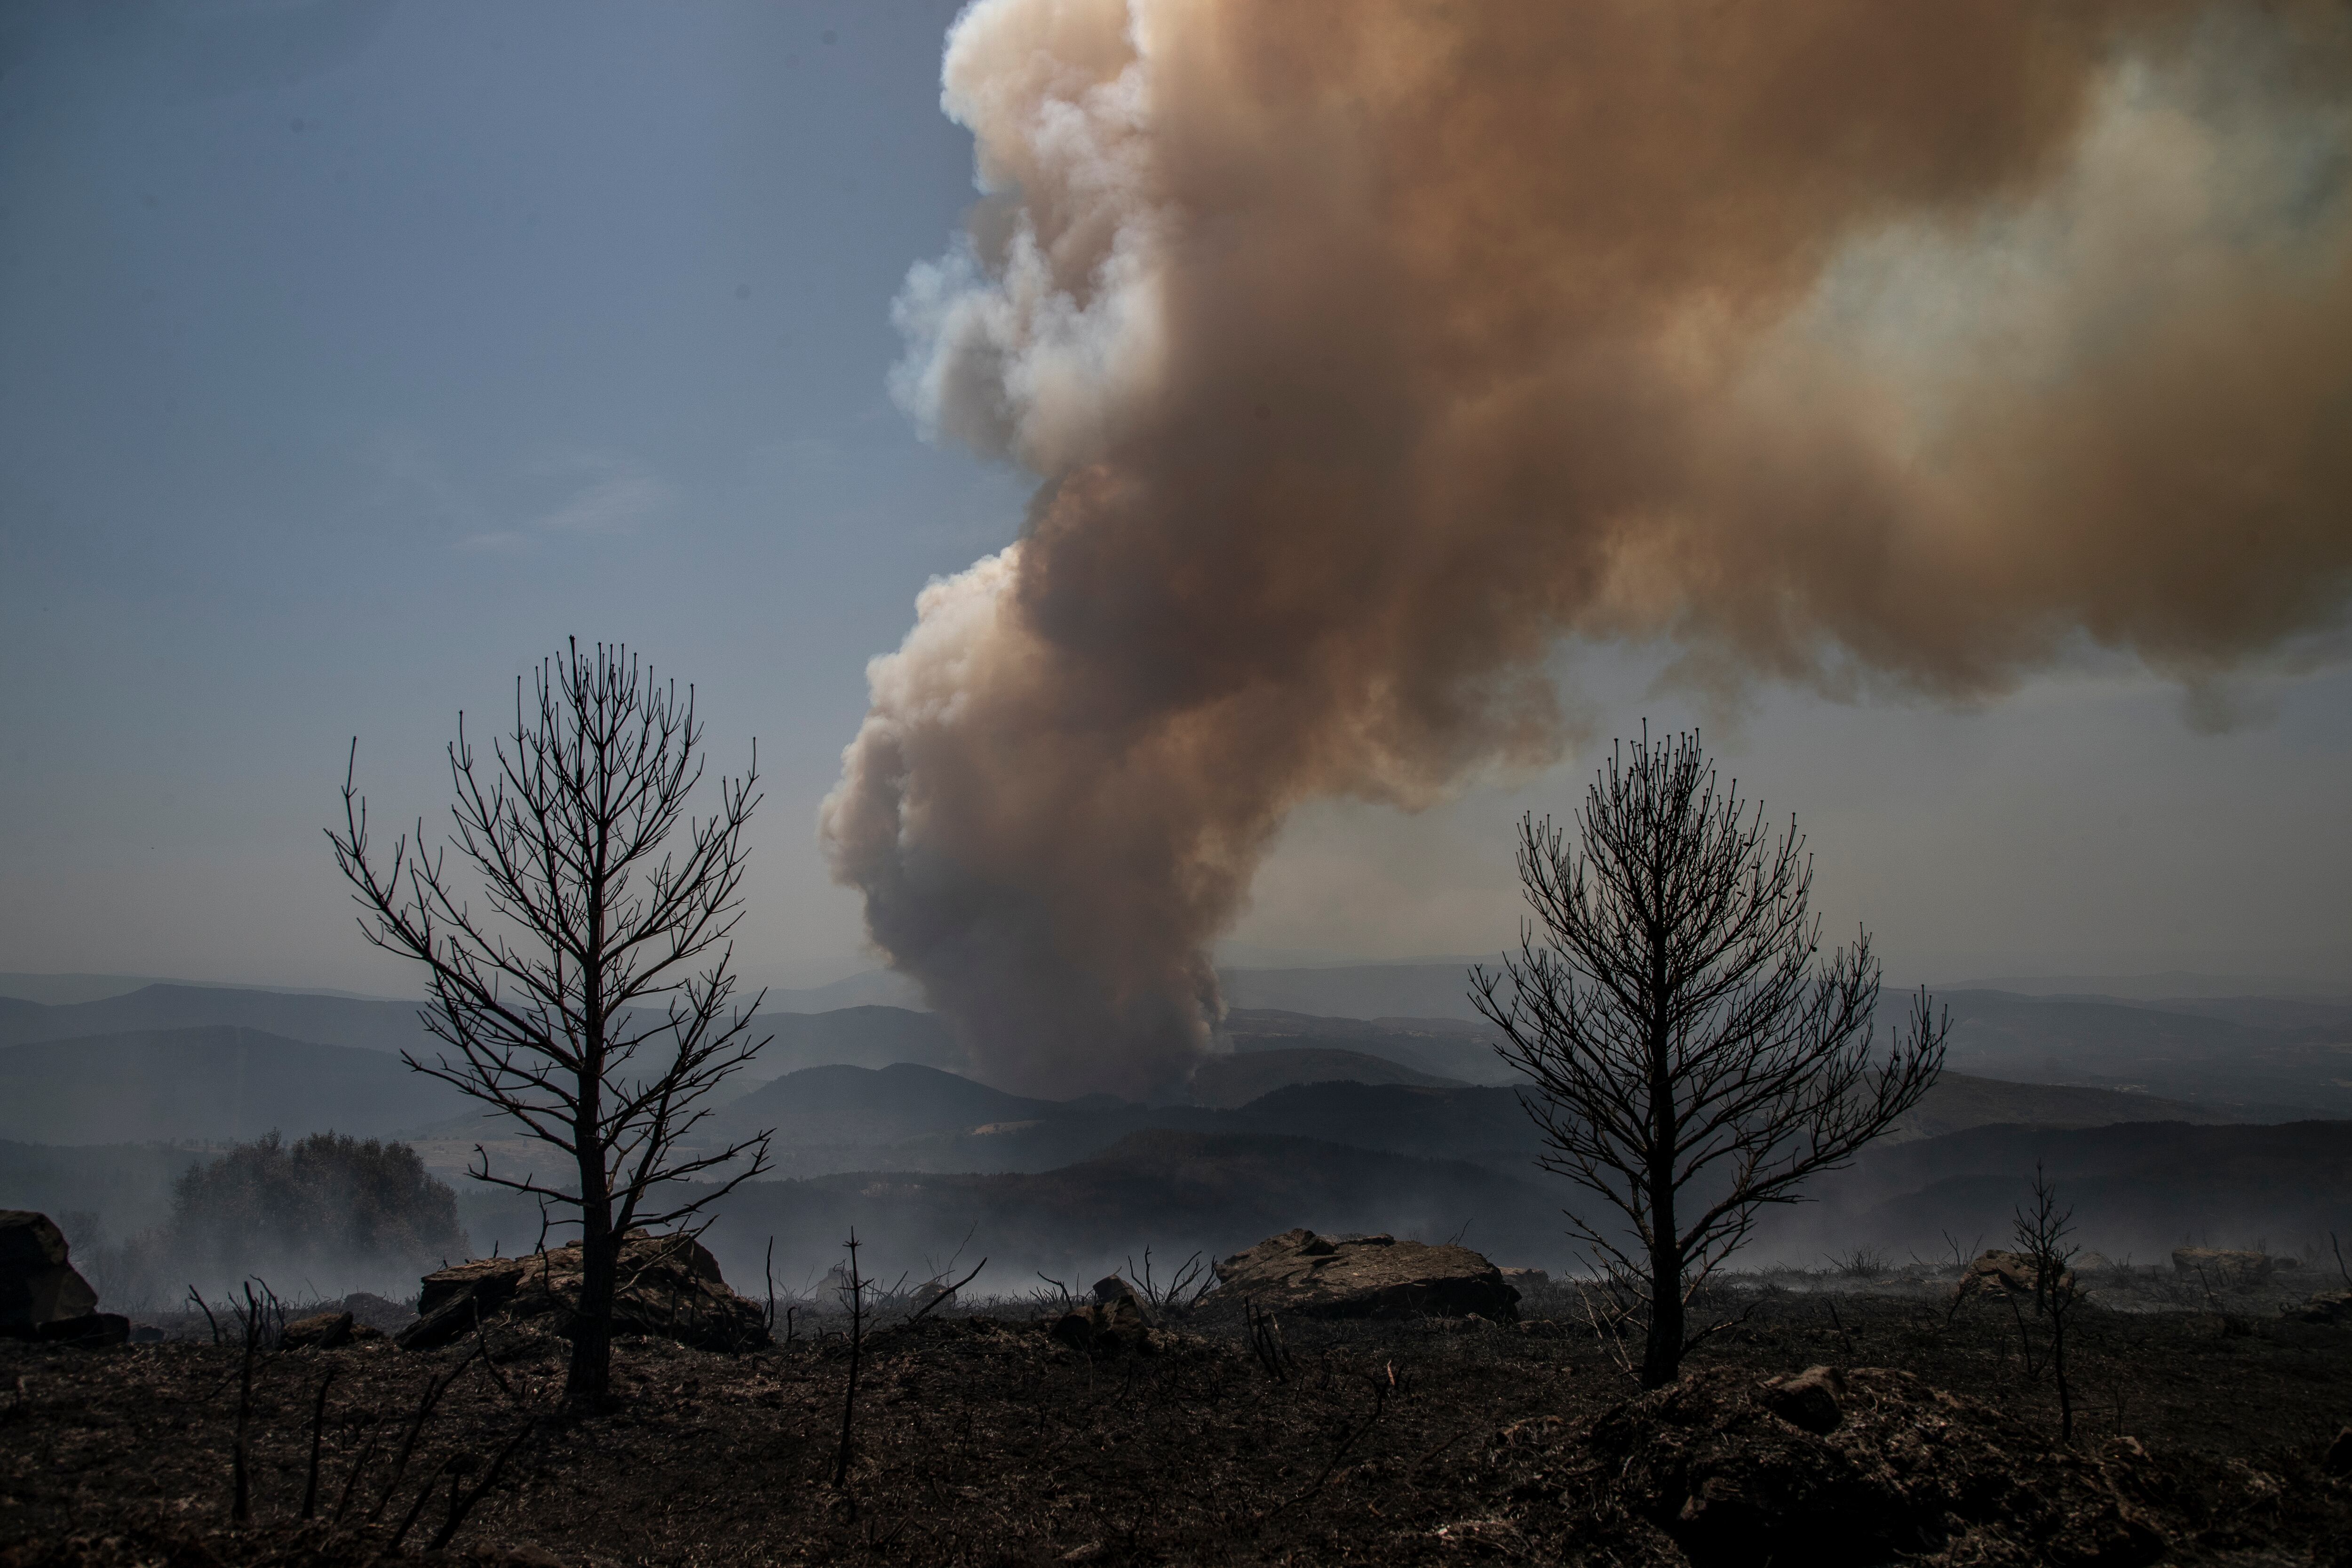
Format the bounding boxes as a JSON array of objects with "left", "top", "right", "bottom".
[
  {"left": 1473, "top": 726, "right": 1946, "bottom": 1389},
  {"left": 329, "top": 641, "right": 774, "bottom": 1406},
  {"left": 2014, "top": 1162, "right": 2084, "bottom": 1441}
]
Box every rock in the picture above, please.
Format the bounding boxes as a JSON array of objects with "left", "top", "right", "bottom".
[
  {"left": 1498, "top": 1365, "right": 2166, "bottom": 1568},
  {"left": 1211, "top": 1228, "right": 1519, "bottom": 1321},
  {"left": 282, "top": 1311, "right": 355, "bottom": 1350},
  {"left": 2172, "top": 1247, "right": 2271, "bottom": 1282},
  {"left": 338, "top": 1291, "right": 416, "bottom": 1334},
  {"left": 2285, "top": 1289, "right": 2352, "bottom": 1326},
  {"left": 1762, "top": 1365, "right": 1845, "bottom": 1434},
  {"left": 403, "top": 1230, "right": 765, "bottom": 1353},
  {"left": 1092, "top": 1274, "right": 1158, "bottom": 1324},
  {"left": 1051, "top": 1279, "right": 1156, "bottom": 1354},
  {"left": 0, "top": 1211, "right": 103, "bottom": 1342},
  {"left": 1960, "top": 1249, "right": 2034, "bottom": 1294},
  {"left": 1500, "top": 1266, "right": 1550, "bottom": 1288}
]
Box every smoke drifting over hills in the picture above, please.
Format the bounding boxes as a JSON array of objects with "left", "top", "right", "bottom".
[{"left": 822, "top": 0, "right": 2352, "bottom": 1098}]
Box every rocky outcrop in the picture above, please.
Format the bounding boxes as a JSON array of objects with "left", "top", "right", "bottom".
[
  {"left": 1488, "top": 1365, "right": 2166, "bottom": 1568},
  {"left": 0, "top": 1210, "right": 126, "bottom": 1348},
  {"left": 399, "top": 1230, "right": 766, "bottom": 1352},
  {"left": 1212, "top": 1229, "right": 1518, "bottom": 1320}
]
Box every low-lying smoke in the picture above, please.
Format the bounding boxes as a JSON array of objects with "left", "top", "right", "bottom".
[{"left": 822, "top": 0, "right": 2352, "bottom": 1098}]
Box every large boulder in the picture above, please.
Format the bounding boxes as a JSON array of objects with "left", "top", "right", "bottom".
[
  {"left": 400, "top": 1229, "right": 765, "bottom": 1352},
  {"left": 0, "top": 1210, "right": 126, "bottom": 1347},
  {"left": 1211, "top": 1228, "right": 1518, "bottom": 1320}
]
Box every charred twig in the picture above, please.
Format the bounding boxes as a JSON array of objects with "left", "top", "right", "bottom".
[
  {"left": 364, "top": 1343, "right": 481, "bottom": 1527},
  {"left": 426, "top": 1412, "right": 543, "bottom": 1555},
  {"left": 1125, "top": 1249, "right": 1213, "bottom": 1316},
  {"left": 387, "top": 1458, "right": 453, "bottom": 1554},
  {"left": 1245, "top": 1301, "right": 1293, "bottom": 1382},
  {"left": 300, "top": 1366, "right": 337, "bottom": 1521},
  {"left": 832, "top": 1230, "right": 866, "bottom": 1491},
  {"left": 187, "top": 1286, "right": 222, "bottom": 1347},
  {"left": 1827, "top": 1297, "right": 1855, "bottom": 1360},
  {"left": 228, "top": 1280, "right": 277, "bottom": 1525},
  {"left": 1270, "top": 1379, "right": 1389, "bottom": 1517},
  {"left": 906, "top": 1258, "right": 986, "bottom": 1327},
  {"left": 328, "top": 1420, "right": 387, "bottom": 1530}
]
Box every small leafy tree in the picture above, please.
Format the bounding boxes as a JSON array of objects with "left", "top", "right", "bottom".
[
  {"left": 1473, "top": 726, "right": 1946, "bottom": 1388},
  {"left": 330, "top": 641, "right": 774, "bottom": 1404},
  {"left": 169, "top": 1131, "right": 468, "bottom": 1283}
]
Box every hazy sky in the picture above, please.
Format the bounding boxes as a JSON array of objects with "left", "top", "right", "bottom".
[{"left": 2, "top": 0, "right": 2345, "bottom": 1000}]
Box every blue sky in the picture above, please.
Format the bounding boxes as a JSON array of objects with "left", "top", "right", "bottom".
[{"left": 2, "top": 0, "right": 2345, "bottom": 997}]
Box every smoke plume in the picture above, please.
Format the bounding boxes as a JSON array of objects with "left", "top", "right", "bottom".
[{"left": 821, "top": 0, "right": 2352, "bottom": 1098}]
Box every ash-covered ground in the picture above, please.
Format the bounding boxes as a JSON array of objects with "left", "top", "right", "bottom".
[{"left": 5, "top": 1265, "right": 2351, "bottom": 1567}]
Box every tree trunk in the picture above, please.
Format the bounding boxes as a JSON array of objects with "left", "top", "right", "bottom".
[
  {"left": 567, "top": 1056, "right": 614, "bottom": 1403},
  {"left": 1641, "top": 1156, "right": 1683, "bottom": 1388},
  {"left": 568, "top": 932, "right": 614, "bottom": 1405},
  {"left": 568, "top": 1191, "right": 614, "bottom": 1405},
  {"left": 1641, "top": 955, "right": 1681, "bottom": 1390}
]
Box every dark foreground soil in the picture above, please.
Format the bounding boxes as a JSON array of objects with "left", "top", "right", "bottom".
[{"left": 4, "top": 1288, "right": 2350, "bottom": 1567}]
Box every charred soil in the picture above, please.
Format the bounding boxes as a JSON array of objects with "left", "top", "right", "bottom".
[{"left": 3, "top": 1289, "right": 2350, "bottom": 1566}]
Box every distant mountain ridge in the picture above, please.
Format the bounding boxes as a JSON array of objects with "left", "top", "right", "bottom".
[
  {"left": 0, "top": 1027, "right": 472, "bottom": 1144},
  {"left": 0, "top": 985, "right": 432, "bottom": 1055}
]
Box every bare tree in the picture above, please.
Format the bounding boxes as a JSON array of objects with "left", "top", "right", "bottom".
[
  {"left": 1472, "top": 726, "right": 1945, "bottom": 1388},
  {"left": 329, "top": 640, "right": 773, "bottom": 1405},
  {"left": 2013, "top": 1161, "right": 2083, "bottom": 1441}
]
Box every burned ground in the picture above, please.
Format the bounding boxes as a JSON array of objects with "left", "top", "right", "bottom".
[{"left": 4, "top": 1273, "right": 2351, "bottom": 1567}]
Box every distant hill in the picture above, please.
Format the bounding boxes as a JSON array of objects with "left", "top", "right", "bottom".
[
  {"left": 0, "top": 984, "right": 964, "bottom": 1084},
  {"left": 1937, "top": 990, "right": 2352, "bottom": 1116},
  {"left": 696, "top": 1130, "right": 1565, "bottom": 1285},
  {"left": 715, "top": 1063, "right": 1057, "bottom": 1146},
  {"left": 0, "top": 1027, "right": 472, "bottom": 1144},
  {"left": 0, "top": 1140, "right": 202, "bottom": 1239},
  {"left": 1805, "top": 1119, "right": 2352, "bottom": 1263},
  {"left": 1892, "top": 1072, "right": 2227, "bottom": 1141},
  {"left": 1939, "top": 971, "right": 2352, "bottom": 1002},
  {"left": 1187, "top": 1047, "right": 1463, "bottom": 1108},
  {"left": 0, "top": 973, "right": 192, "bottom": 1006},
  {"left": 1219, "top": 963, "right": 1489, "bottom": 1021},
  {"left": 751, "top": 971, "right": 927, "bottom": 1013},
  {"left": 0, "top": 985, "right": 432, "bottom": 1055},
  {"left": 716, "top": 1059, "right": 2233, "bottom": 1184},
  {"left": 738, "top": 1007, "right": 963, "bottom": 1079},
  {"left": 1224, "top": 1009, "right": 1515, "bottom": 1083}
]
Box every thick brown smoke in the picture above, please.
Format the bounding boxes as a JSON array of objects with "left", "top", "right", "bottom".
[{"left": 821, "top": 0, "right": 2352, "bottom": 1098}]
